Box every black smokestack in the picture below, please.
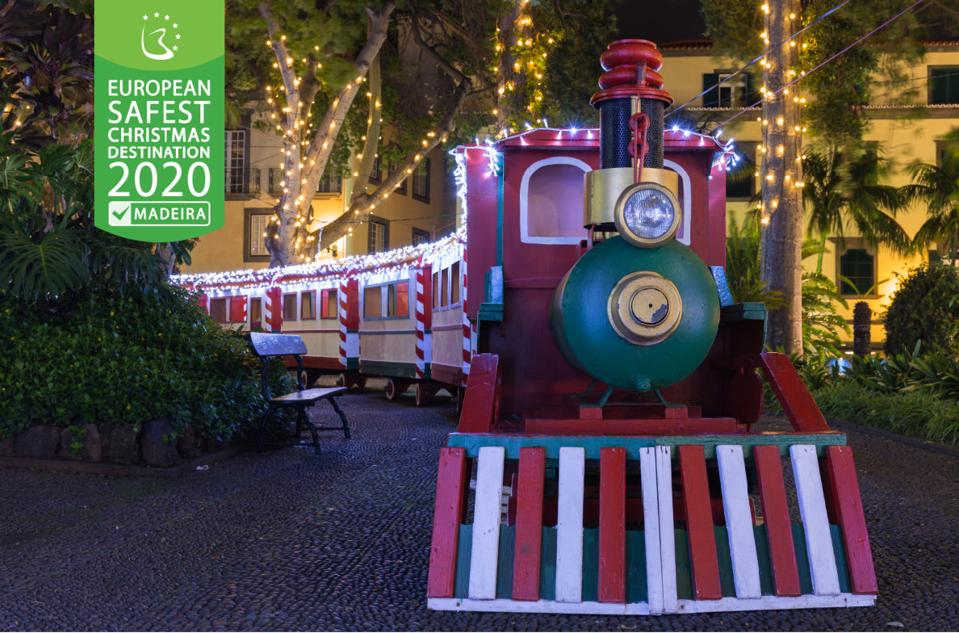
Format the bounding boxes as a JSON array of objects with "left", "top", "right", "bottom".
[{"left": 591, "top": 40, "right": 672, "bottom": 170}]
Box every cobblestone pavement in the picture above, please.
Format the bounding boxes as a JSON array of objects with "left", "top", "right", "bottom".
[{"left": 1, "top": 383, "right": 957, "bottom": 631}]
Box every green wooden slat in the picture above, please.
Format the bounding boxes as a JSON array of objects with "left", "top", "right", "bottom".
[
  {"left": 674, "top": 529, "right": 692, "bottom": 600},
  {"left": 626, "top": 529, "right": 648, "bottom": 602},
  {"left": 714, "top": 526, "right": 737, "bottom": 597},
  {"left": 447, "top": 433, "right": 847, "bottom": 460},
  {"left": 582, "top": 528, "right": 599, "bottom": 602},
  {"left": 495, "top": 525, "right": 515, "bottom": 599},
  {"left": 753, "top": 525, "right": 775, "bottom": 595},
  {"left": 831, "top": 524, "right": 852, "bottom": 594},
  {"left": 539, "top": 527, "right": 557, "bottom": 601},
  {"left": 792, "top": 523, "right": 814, "bottom": 595},
  {"left": 454, "top": 524, "right": 472, "bottom": 598}
]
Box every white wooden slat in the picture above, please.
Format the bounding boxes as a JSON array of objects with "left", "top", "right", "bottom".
[
  {"left": 468, "top": 446, "right": 506, "bottom": 600},
  {"left": 790, "top": 444, "right": 841, "bottom": 596},
  {"left": 655, "top": 446, "right": 678, "bottom": 613},
  {"left": 555, "top": 446, "right": 585, "bottom": 603},
  {"left": 716, "top": 445, "right": 762, "bottom": 599},
  {"left": 640, "top": 447, "right": 664, "bottom": 614}
]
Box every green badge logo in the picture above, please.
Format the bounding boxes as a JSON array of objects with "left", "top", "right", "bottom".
[{"left": 95, "top": 0, "right": 224, "bottom": 242}]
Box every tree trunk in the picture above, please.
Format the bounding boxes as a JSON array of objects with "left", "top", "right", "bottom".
[
  {"left": 259, "top": 1, "right": 394, "bottom": 267},
  {"left": 760, "top": 0, "right": 804, "bottom": 356}
]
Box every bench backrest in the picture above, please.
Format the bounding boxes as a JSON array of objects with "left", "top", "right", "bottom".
[
  {"left": 248, "top": 332, "right": 308, "bottom": 397},
  {"left": 249, "top": 332, "right": 308, "bottom": 357}
]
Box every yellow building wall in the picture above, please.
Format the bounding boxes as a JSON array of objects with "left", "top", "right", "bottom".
[
  {"left": 185, "top": 119, "right": 452, "bottom": 273},
  {"left": 661, "top": 43, "right": 959, "bottom": 346}
]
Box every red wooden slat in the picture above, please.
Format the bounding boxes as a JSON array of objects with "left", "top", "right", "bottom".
[
  {"left": 598, "top": 447, "right": 626, "bottom": 603},
  {"left": 512, "top": 447, "right": 545, "bottom": 600},
  {"left": 824, "top": 446, "right": 878, "bottom": 594},
  {"left": 758, "top": 352, "right": 831, "bottom": 433},
  {"left": 458, "top": 353, "right": 499, "bottom": 433},
  {"left": 753, "top": 445, "right": 802, "bottom": 596},
  {"left": 427, "top": 447, "right": 468, "bottom": 598},
  {"left": 679, "top": 445, "right": 722, "bottom": 600}
]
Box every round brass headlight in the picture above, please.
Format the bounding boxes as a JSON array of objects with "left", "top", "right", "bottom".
[
  {"left": 607, "top": 271, "right": 683, "bottom": 345},
  {"left": 613, "top": 182, "right": 681, "bottom": 247}
]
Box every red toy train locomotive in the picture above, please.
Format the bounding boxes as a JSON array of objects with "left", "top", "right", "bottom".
[
  {"left": 425, "top": 39, "right": 877, "bottom": 615},
  {"left": 177, "top": 38, "right": 878, "bottom": 617}
]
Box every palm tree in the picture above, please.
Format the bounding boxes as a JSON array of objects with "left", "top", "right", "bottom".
[
  {"left": 802, "top": 143, "right": 910, "bottom": 274},
  {"left": 906, "top": 130, "right": 959, "bottom": 262}
]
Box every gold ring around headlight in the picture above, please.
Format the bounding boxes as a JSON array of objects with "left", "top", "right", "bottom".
[
  {"left": 607, "top": 271, "right": 683, "bottom": 345},
  {"left": 613, "top": 181, "right": 681, "bottom": 248}
]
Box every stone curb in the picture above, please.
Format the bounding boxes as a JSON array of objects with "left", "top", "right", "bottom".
[{"left": 0, "top": 444, "right": 247, "bottom": 478}]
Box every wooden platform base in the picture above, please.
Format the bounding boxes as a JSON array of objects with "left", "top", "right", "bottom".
[{"left": 428, "top": 593, "right": 876, "bottom": 615}]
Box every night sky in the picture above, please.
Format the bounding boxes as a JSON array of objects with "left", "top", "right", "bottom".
[{"left": 617, "top": 0, "right": 708, "bottom": 43}]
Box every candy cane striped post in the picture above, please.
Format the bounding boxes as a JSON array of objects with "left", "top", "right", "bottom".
[
  {"left": 338, "top": 278, "right": 359, "bottom": 368},
  {"left": 461, "top": 250, "right": 471, "bottom": 377},
  {"left": 264, "top": 286, "right": 282, "bottom": 332},
  {"left": 415, "top": 265, "right": 433, "bottom": 379}
]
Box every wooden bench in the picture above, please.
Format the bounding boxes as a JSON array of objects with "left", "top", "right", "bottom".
[{"left": 248, "top": 332, "right": 350, "bottom": 455}]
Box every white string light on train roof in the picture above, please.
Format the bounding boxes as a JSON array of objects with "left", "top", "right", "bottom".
[{"left": 171, "top": 231, "right": 466, "bottom": 296}]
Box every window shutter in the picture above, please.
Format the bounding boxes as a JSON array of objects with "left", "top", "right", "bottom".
[{"left": 702, "top": 73, "right": 719, "bottom": 107}]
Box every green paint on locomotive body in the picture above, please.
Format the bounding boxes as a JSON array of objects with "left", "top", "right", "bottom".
[{"left": 551, "top": 237, "right": 720, "bottom": 391}]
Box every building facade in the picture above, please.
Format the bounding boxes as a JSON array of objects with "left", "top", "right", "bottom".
[
  {"left": 185, "top": 118, "right": 454, "bottom": 273},
  {"left": 661, "top": 39, "right": 959, "bottom": 347}
]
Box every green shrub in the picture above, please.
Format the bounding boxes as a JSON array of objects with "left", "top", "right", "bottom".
[
  {"left": 884, "top": 264, "right": 959, "bottom": 357},
  {"left": 814, "top": 381, "right": 959, "bottom": 446},
  {"left": 0, "top": 288, "right": 292, "bottom": 441}
]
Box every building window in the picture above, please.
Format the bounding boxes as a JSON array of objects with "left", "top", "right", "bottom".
[
  {"left": 282, "top": 293, "right": 298, "bottom": 321},
  {"left": 929, "top": 66, "right": 959, "bottom": 105},
  {"left": 226, "top": 129, "right": 247, "bottom": 193},
  {"left": 363, "top": 286, "right": 382, "bottom": 319},
  {"left": 702, "top": 72, "right": 756, "bottom": 108},
  {"left": 209, "top": 298, "right": 228, "bottom": 323},
  {"left": 268, "top": 167, "right": 284, "bottom": 194},
  {"left": 318, "top": 168, "right": 342, "bottom": 194},
  {"left": 413, "top": 158, "right": 431, "bottom": 202},
  {"left": 321, "top": 288, "right": 338, "bottom": 319},
  {"left": 368, "top": 155, "right": 381, "bottom": 184},
  {"left": 726, "top": 142, "right": 757, "bottom": 199},
  {"left": 412, "top": 227, "right": 431, "bottom": 246},
  {"left": 368, "top": 217, "right": 388, "bottom": 253},
  {"left": 389, "top": 163, "right": 407, "bottom": 195},
  {"left": 250, "top": 297, "right": 262, "bottom": 330},
  {"left": 301, "top": 291, "right": 316, "bottom": 320},
  {"left": 838, "top": 246, "right": 876, "bottom": 296},
  {"left": 244, "top": 209, "right": 271, "bottom": 262}
]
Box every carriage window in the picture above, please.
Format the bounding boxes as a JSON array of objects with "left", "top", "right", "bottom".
[
  {"left": 388, "top": 282, "right": 410, "bottom": 318},
  {"left": 321, "top": 288, "right": 338, "bottom": 319},
  {"left": 209, "top": 298, "right": 228, "bottom": 323},
  {"left": 441, "top": 267, "right": 450, "bottom": 307},
  {"left": 450, "top": 262, "right": 460, "bottom": 305},
  {"left": 282, "top": 294, "right": 297, "bottom": 321},
  {"left": 364, "top": 286, "right": 382, "bottom": 319},
  {"left": 521, "top": 160, "right": 590, "bottom": 244},
  {"left": 301, "top": 291, "right": 315, "bottom": 320},
  {"left": 432, "top": 271, "right": 440, "bottom": 308},
  {"left": 249, "top": 297, "right": 262, "bottom": 330}
]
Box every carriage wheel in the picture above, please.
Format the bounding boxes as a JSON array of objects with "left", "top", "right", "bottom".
[
  {"left": 415, "top": 381, "right": 438, "bottom": 407},
  {"left": 385, "top": 378, "right": 409, "bottom": 401}
]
